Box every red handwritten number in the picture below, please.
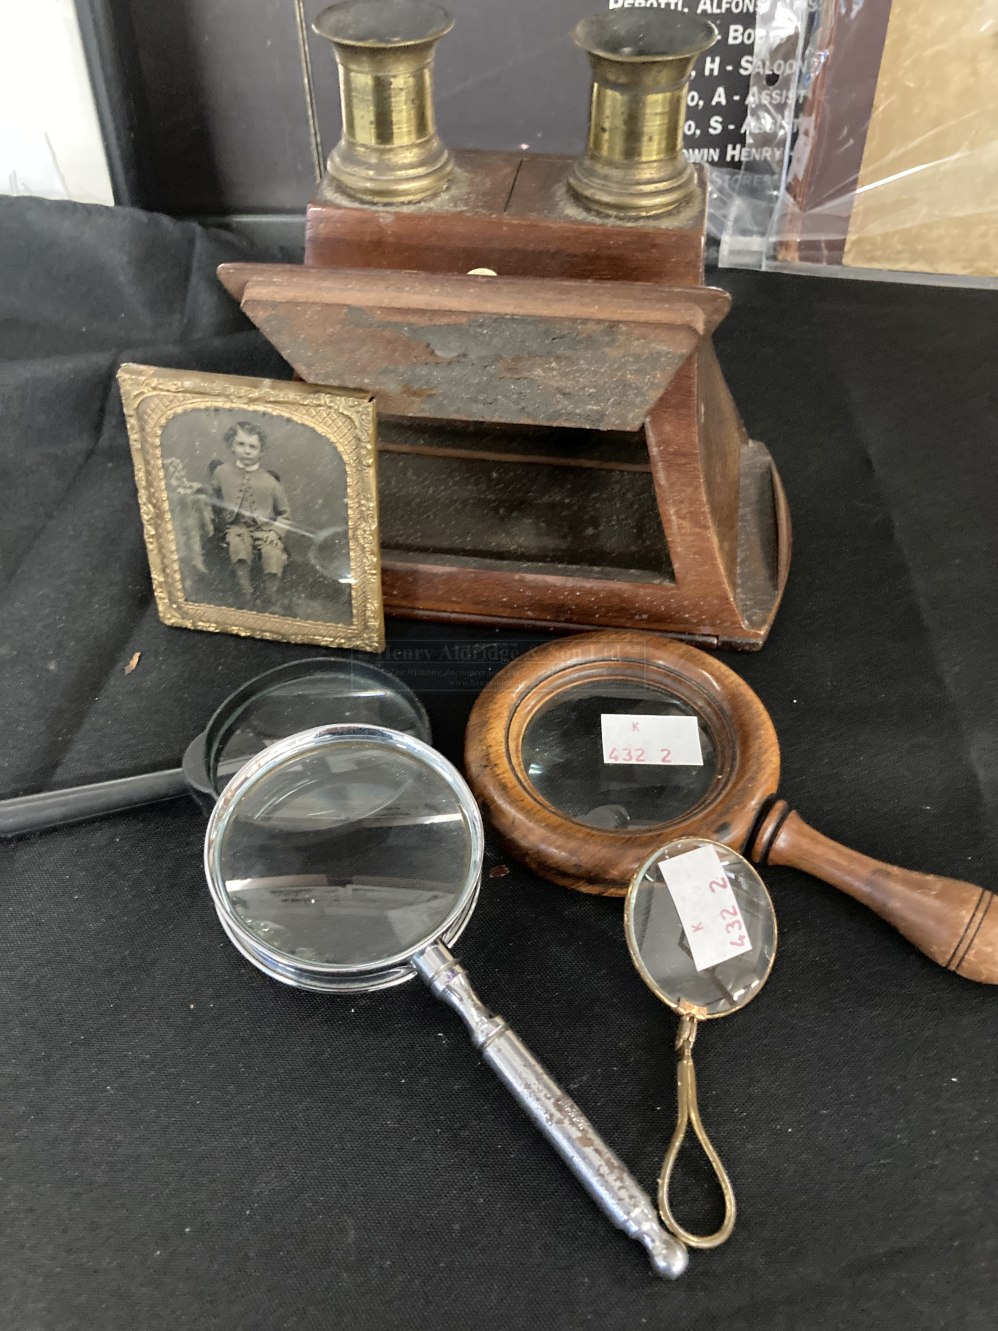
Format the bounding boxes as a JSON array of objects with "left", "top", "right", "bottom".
[
  {"left": 720, "top": 905, "right": 738, "bottom": 920},
  {"left": 708, "top": 877, "right": 728, "bottom": 893},
  {"left": 729, "top": 932, "right": 747, "bottom": 949},
  {"left": 611, "top": 746, "right": 647, "bottom": 763},
  {"left": 660, "top": 748, "right": 672, "bottom": 764},
  {"left": 608, "top": 745, "right": 645, "bottom": 762}
]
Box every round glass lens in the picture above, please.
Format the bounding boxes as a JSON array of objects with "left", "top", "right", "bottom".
[
  {"left": 213, "top": 736, "right": 475, "bottom": 970},
  {"left": 626, "top": 839, "right": 776, "bottom": 1017},
  {"left": 210, "top": 664, "right": 429, "bottom": 792},
  {"left": 520, "top": 680, "right": 719, "bottom": 830}
]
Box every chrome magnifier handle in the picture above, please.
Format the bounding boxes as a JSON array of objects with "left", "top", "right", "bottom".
[{"left": 413, "top": 941, "right": 688, "bottom": 1280}]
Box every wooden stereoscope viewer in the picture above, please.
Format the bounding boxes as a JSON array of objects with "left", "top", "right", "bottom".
[{"left": 219, "top": 2, "right": 790, "bottom": 649}]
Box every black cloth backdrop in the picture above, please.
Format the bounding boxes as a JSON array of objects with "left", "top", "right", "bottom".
[{"left": 1, "top": 196, "right": 996, "bottom": 1330}]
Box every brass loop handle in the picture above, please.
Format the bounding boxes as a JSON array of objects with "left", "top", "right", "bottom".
[{"left": 657, "top": 1015, "right": 736, "bottom": 1249}]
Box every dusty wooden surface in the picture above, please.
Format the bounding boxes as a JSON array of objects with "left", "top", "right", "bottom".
[{"left": 217, "top": 263, "right": 728, "bottom": 432}]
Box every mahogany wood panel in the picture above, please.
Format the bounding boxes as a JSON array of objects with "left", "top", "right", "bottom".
[
  {"left": 374, "top": 434, "right": 787, "bottom": 647},
  {"left": 220, "top": 150, "right": 791, "bottom": 645},
  {"left": 305, "top": 150, "right": 707, "bottom": 286},
  {"left": 216, "top": 262, "right": 729, "bottom": 431}
]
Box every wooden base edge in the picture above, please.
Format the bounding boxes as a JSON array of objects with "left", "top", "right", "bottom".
[{"left": 381, "top": 442, "right": 791, "bottom": 651}]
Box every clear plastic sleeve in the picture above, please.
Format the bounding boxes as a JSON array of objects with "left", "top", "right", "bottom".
[{"left": 718, "top": 0, "right": 998, "bottom": 286}]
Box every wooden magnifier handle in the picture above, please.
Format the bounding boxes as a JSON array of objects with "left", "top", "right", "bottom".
[{"left": 750, "top": 801, "right": 998, "bottom": 984}]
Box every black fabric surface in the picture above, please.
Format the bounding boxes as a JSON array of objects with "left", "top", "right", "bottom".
[{"left": 2, "top": 196, "right": 996, "bottom": 1330}]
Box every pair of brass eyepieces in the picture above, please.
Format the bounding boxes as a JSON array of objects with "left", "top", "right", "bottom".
[{"left": 312, "top": 0, "right": 719, "bottom": 215}]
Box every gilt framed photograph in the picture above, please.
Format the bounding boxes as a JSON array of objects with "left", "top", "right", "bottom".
[{"left": 118, "top": 365, "right": 384, "bottom": 651}]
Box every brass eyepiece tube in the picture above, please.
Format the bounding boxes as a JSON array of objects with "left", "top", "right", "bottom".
[
  {"left": 568, "top": 11, "right": 718, "bottom": 217},
  {"left": 313, "top": 0, "right": 454, "bottom": 205}
]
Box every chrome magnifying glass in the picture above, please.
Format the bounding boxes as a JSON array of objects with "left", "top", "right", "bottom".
[
  {"left": 203, "top": 722, "right": 688, "bottom": 1279},
  {"left": 0, "top": 657, "right": 429, "bottom": 837}
]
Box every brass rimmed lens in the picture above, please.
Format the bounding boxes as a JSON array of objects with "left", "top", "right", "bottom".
[
  {"left": 625, "top": 838, "right": 777, "bottom": 1020},
  {"left": 313, "top": 0, "right": 455, "bottom": 204},
  {"left": 568, "top": 11, "right": 718, "bottom": 216},
  {"left": 625, "top": 837, "right": 777, "bottom": 1249}
]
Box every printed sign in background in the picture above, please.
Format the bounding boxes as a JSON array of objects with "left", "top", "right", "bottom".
[
  {"left": 606, "top": 0, "right": 760, "bottom": 169},
  {"left": 85, "top": 0, "right": 768, "bottom": 218}
]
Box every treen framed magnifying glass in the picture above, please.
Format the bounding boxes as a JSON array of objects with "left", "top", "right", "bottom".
[{"left": 466, "top": 631, "right": 998, "bottom": 984}]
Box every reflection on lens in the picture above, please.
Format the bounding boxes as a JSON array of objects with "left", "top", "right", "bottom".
[
  {"left": 215, "top": 739, "right": 473, "bottom": 969},
  {"left": 210, "top": 665, "right": 430, "bottom": 791},
  {"left": 521, "top": 680, "right": 718, "bottom": 830},
  {"left": 626, "top": 840, "right": 776, "bottom": 1018}
]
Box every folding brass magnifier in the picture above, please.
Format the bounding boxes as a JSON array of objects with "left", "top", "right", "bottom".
[
  {"left": 465, "top": 631, "right": 998, "bottom": 984},
  {"left": 624, "top": 837, "right": 777, "bottom": 1247},
  {"left": 203, "top": 723, "right": 688, "bottom": 1278},
  {"left": 0, "top": 658, "right": 429, "bottom": 837}
]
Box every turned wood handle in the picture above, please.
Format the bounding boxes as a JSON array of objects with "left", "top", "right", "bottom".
[{"left": 750, "top": 801, "right": 998, "bottom": 985}]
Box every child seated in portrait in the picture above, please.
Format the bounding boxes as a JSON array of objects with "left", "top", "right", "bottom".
[{"left": 210, "top": 421, "right": 291, "bottom": 606}]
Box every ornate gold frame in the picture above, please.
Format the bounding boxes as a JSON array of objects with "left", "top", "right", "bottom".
[{"left": 118, "top": 364, "right": 384, "bottom": 651}]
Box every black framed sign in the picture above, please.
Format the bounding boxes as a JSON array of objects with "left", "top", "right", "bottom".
[{"left": 74, "top": 0, "right": 758, "bottom": 219}]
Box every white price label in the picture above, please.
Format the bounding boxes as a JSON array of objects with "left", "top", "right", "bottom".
[
  {"left": 660, "top": 845, "right": 752, "bottom": 973},
  {"left": 600, "top": 714, "right": 703, "bottom": 766}
]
